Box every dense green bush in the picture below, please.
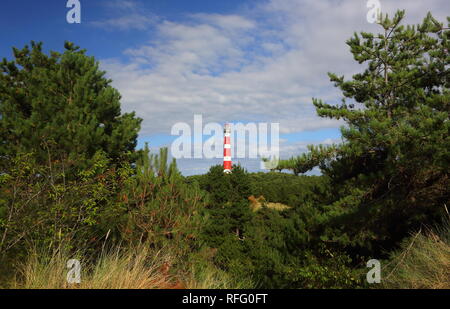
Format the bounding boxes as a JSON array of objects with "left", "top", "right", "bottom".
[
  {"left": 197, "top": 165, "right": 253, "bottom": 270},
  {"left": 193, "top": 166, "right": 363, "bottom": 288},
  {"left": 0, "top": 151, "right": 124, "bottom": 255},
  {"left": 0, "top": 146, "right": 210, "bottom": 286},
  {"left": 118, "top": 145, "right": 208, "bottom": 260}
]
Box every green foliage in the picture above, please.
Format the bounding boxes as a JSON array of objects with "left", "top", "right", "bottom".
[
  {"left": 199, "top": 165, "right": 253, "bottom": 249},
  {"left": 3, "top": 15, "right": 447, "bottom": 288},
  {"left": 195, "top": 167, "right": 362, "bottom": 288},
  {"left": 119, "top": 144, "right": 208, "bottom": 257},
  {"left": 200, "top": 165, "right": 252, "bottom": 204},
  {"left": 249, "top": 172, "right": 330, "bottom": 207},
  {"left": 275, "top": 11, "right": 450, "bottom": 254},
  {"left": 240, "top": 193, "right": 363, "bottom": 288},
  {"left": 0, "top": 41, "right": 142, "bottom": 171},
  {"left": 0, "top": 150, "right": 127, "bottom": 257},
  {"left": 0, "top": 146, "right": 209, "bottom": 285}
]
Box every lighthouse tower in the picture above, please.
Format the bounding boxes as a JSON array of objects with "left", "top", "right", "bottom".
[{"left": 223, "top": 123, "right": 232, "bottom": 174}]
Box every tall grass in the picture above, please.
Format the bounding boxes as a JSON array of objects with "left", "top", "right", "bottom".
[
  {"left": 382, "top": 222, "right": 450, "bottom": 289},
  {"left": 12, "top": 244, "right": 177, "bottom": 289},
  {"left": 184, "top": 264, "right": 253, "bottom": 289},
  {"left": 9, "top": 243, "right": 250, "bottom": 289}
]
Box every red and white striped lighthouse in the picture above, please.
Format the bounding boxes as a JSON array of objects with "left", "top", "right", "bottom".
[{"left": 223, "top": 123, "right": 232, "bottom": 173}]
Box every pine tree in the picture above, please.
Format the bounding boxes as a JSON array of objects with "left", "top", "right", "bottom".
[
  {"left": 200, "top": 165, "right": 253, "bottom": 246},
  {"left": 0, "top": 41, "right": 142, "bottom": 170},
  {"left": 120, "top": 145, "right": 206, "bottom": 253},
  {"left": 278, "top": 11, "right": 449, "bottom": 252}
]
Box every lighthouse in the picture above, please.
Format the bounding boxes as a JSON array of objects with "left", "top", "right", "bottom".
[{"left": 223, "top": 123, "right": 232, "bottom": 173}]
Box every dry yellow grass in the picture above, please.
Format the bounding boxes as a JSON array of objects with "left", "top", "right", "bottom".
[
  {"left": 248, "top": 195, "right": 291, "bottom": 212},
  {"left": 11, "top": 245, "right": 178, "bottom": 289},
  {"left": 10, "top": 244, "right": 249, "bottom": 289},
  {"left": 382, "top": 225, "right": 450, "bottom": 289},
  {"left": 266, "top": 202, "right": 291, "bottom": 211}
]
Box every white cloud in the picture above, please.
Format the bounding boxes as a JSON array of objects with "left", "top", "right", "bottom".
[
  {"left": 100, "top": 0, "right": 449, "bottom": 143},
  {"left": 192, "top": 13, "right": 256, "bottom": 31},
  {"left": 92, "top": 14, "right": 154, "bottom": 30},
  {"left": 92, "top": 0, "right": 156, "bottom": 30}
]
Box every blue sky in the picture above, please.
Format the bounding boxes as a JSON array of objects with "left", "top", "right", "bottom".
[{"left": 1, "top": 0, "right": 448, "bottom": 175}]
